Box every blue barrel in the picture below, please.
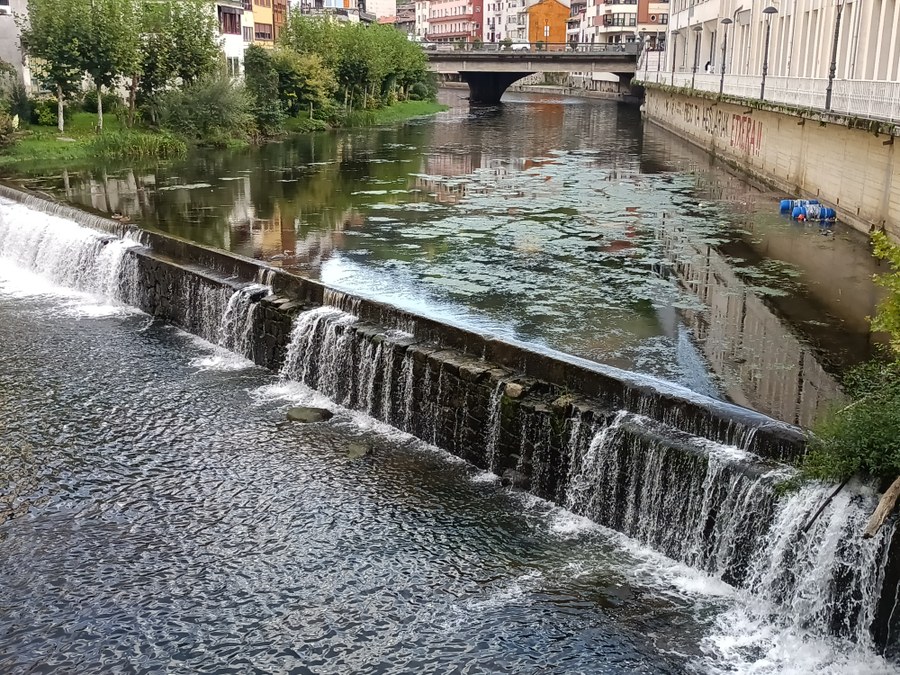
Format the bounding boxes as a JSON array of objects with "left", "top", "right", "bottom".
[
  {"left": 783, "top": 198, "right": 819, "bottom": 211},
  {"left": 791, "top": 206, "right": 803, "bottom": 219},
  {"left": 820, "top": 207, "right": 836, "bottom": 220}
]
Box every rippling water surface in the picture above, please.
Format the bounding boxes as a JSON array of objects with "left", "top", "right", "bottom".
[
  {"left": 1, "top": 246, "right": 896, "bottom": 674},
  {"left": 5, "top": 91, "right": 885, "bottom": 426}
]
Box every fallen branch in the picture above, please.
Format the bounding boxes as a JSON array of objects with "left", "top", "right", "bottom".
[
  {"left": 801, "top": 476, "right": 851, "bottom": 533},
  {"left": 864, "top": 475, "right": 900, "bottom": 539}
]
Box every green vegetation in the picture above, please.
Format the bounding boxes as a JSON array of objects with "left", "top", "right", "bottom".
[
  {"left": 88, "top": 129, "right": 186, "bottom": 159},
  {"left": 804, "top": 233, "right": 900, "bottom": 482},
  {"left": 2, "top": 2, "right": 442, "bottom": 167},
  {"left": 342, "top": 100, "right": 448, "bottom": 127}
]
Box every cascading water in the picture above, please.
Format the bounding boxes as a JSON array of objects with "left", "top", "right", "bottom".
[
  {"left": 4, "top": 194, "right": 897, "bottom": 666},
  {"left": 0, "top": 199, "right": 139, "bottom": 301},
  {"left": 218, "top": 283, "right": 270, "bottom": 358}
]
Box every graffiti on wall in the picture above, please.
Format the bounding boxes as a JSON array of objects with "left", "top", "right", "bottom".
[
  {"left": 659, "top": 97, "right": 764, "bottom": 157},
  {"left": 730, "top": 114, "right": 762, "bottom": 156}
]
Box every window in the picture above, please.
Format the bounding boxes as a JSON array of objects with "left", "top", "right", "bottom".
[
  {"left": 226, "top": 57, "right": 241, "bottom": 77},
  {"left": 243, "top": 26, "right": 254, "bottom": 41},
  {"left": 254, "top": 0, "right": 271, "bottom": 7},
  {"left": 659, "top": 13, "right": 668, "bottom": 24},
  {"left": 242, "top": 0, "right": 251, "bottom": 8},
  {"left": 218, "top": 7, "right": 241, "bottom": 35},
  {"left": 255, "top": 22, "right": 273, "bottom": 40}
]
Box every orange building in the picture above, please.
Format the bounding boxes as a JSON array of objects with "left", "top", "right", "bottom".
[{"left": 526, "top": 0, "right": 569, "bottom": 48}]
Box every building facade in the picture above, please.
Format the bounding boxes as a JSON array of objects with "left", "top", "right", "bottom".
[
  {"left": 428, "top": 0, "right": 484, "bottom": 42},
  {"left": 415, "top": 0, "right": 432, "bottom": 39},
  {"left": 217, "top": 0, "right": 245, "bottom": 76},
  {"left": 0, "top": 0, "right": 30, "bottom": 88},
  {"left": 526, "top": 0, "right": 569, "bottom": 45},
  {"left": 667, "top": 0, "right": 900, "bottom": 82}
]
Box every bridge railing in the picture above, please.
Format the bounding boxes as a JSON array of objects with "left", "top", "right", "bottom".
[
  {"left": 424, "top": 42, "right": 640, "bottom": 55},
  {"left": 638, "top": 70, "right": 900, "bottom": 125}
]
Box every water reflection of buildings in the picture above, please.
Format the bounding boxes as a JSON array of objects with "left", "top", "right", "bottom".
[{"left": 659, "top": 226, "right": 847, "bottom": 427}]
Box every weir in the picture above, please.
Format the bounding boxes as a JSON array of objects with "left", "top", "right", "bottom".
[{"left": 1, "top": 184, "right": 900, "bottom": 660}]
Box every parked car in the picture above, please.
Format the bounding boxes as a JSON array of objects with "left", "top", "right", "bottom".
[{"left": 510, "top": 42, "right": 531, "bottom": 51}]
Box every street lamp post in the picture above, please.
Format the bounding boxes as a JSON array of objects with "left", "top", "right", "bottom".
[
  {"left": 719, "top": 17, "right": 733, "bottom": 97},
  {"left": 760, "top": 6, "right": 778, "bottom": 100},
  {"left": 825, "top": 0, "right": 845, "bottom": 110},
  {"left": 670, "top": 31, "right": 677, "bottom": 85},
  {"left": 691, "top": 24, "right": 702, "bottom": 89}
]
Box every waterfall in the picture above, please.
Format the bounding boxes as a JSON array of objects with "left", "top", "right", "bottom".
[
  {"left": 280, "top": 306, "right": 359, "bottom": 394},
  {"left": 218, "top": 284, "right": 270, "bottom": 359},
  {"left": 0, "top": 199, "right": 139, "bottom": 301},
  {"left": 744, "top": 482, "right": 895, "bottom": 647},
  {"left": 562, "top": 410, "right": 898, "bottom": 648},
  {"left": 3, "top": 193, "right": 896, "bottom": 660}
]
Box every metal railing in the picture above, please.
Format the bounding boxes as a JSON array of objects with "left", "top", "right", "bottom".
[
  {"left": 424, "top": 41, "right": 641, "bottom": 55},
  {"left": 638, "top": 69, "right": 900, "bottom": 124}
]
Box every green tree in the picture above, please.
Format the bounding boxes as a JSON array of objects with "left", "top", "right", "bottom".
[
  {"left": 136, "top": 0, "right": 220, "bottom": 125},
  {"left": 243, "top": 45, "right": 285, "bottom": 136},
  {"left": 271, "top": 49, "right": 336, "bottom": 118},
  {"left": 18, "top": 0, "right": 88, "bottom": 132},
  {"left": 80, "top": 0, "right": 142, "bottom": 130}
]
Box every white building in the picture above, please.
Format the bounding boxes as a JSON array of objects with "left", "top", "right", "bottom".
[
  {"left": 415, "top": 0, "right": 431, "bottom": 39},
  {"left": 216, "top": 0, "right": 245, "bottom": 77},
  {"left": 0, "top": 0, "right": 31, "bottom": 89},
  {"left": 667, "top": 0, "right": 900, "bottom": 82}
]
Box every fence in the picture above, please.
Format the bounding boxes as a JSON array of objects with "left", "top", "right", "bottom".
[{"left": 637, "top": 69, "right": 900, "bottom": 125}]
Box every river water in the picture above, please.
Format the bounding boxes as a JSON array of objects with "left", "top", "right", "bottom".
[
  {"left": 6, "top": 91, "right": 885, "bottom": 428},
  {"left": 0, "top": 243, "right": 894, "bottom": 674},
  {"left": 0, "top": 94, "right": 898, "bottom": 673}
]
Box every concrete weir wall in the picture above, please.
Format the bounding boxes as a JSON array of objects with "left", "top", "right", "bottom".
[
  {"left": 642, "top": 86, "right": 900, "bottom": 241},
  {"left": 8, "top": 184, "right": 900, "bottom": 654}
]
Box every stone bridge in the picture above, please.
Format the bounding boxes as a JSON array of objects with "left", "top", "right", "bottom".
[{"left": 427, "top": 43, "right": 640, "bottom": 103}]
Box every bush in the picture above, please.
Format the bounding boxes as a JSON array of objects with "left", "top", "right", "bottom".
[
  {"left": 0, "top": 110, "right": 15, "bottom": 147},
  {"left": 82, "top": 90, "right": 123, "bottom": 114},
  {"left": 408, "top": 82, "right": 430, "bottom": 101},
  {"left": 29, "top": 97, "right": 71, "bottom": 126},
  {"left": 88, "top": 130, "right": 187, "bottom": 158},
  {"left": 804, "top": 359, "right": 900, "bottom": 481},
  {"left": 157, "top": 77, "right": 253, "bottom": 145}
]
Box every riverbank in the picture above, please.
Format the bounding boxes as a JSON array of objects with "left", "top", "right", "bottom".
[{"left": 0, "top": 101, "right": 448, "bottom": 170}]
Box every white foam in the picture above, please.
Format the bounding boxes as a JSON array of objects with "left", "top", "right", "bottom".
[{"left": 700, "top": 602, "right": 897, "bottom": 675}]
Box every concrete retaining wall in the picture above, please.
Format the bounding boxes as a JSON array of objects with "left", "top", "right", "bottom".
[{"left": 642, "top": 86, "right": 900, "bottom": 241}]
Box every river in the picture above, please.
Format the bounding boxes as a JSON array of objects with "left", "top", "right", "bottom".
[
  {"left": 6, "top": 90, "right": 885, "bottom": 428},
  {"left": 0, "top": 92, "right": 896, "bottom": 674}
]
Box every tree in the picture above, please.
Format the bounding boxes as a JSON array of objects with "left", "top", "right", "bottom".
[
  {"left": 136, "top": 0, "right": 220, "bottom": 125},
  {"left": 243, "top": 45, "right": 285, "bottom": 136},
  {"left": 271, "top": 49, "right": 336, "bottom": 118},
  {"left": 80, "top": 0, "right": 141, "bottom": 130},
  {"left": 18, "top": 0, "right": 89, "bottom": 132}
]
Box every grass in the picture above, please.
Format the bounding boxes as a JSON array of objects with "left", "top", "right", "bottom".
[
  {"left": 89, "top": 130, "right": 187, "bottom": 159},
  {"left": 0, "top": 111, "right": 185, "bottom": 167},
  {"left": 340, "top": 100, "right": 448, "bottom": 128}
]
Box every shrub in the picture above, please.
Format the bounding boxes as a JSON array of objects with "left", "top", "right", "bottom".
[
  {"left": 88, "top": 130, "right": 187, "bottom": 158},
  {"left": 804, "top": 359, "right": 900, "bottom": 481},
  {"left": 29, "top": 97, "right": 71, "bottom": 126},
  {"left": 0, "top": 110, "right": 15, "bottom": 147},
  {"left": 408, "top": 82, "right": 430, "bottom": 101},
  {"left": 157, "top": 77, "right": 253, "bottom": 145}
]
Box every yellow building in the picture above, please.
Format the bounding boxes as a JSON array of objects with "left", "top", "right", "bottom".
[
  {"left": 252, "top": 0, "right": 275, "bottom": 46},
  {"left": 527, "top": 0, "right": 569, "bottom": 48}
]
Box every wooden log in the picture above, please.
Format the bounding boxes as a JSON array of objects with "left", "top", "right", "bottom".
[{"left": 864, "top": 475, "right": 900, "bottom": 539}]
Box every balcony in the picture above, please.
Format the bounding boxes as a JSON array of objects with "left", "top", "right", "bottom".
[{"left": 429, "top": 12, "right": 474, "bottom": 22}]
